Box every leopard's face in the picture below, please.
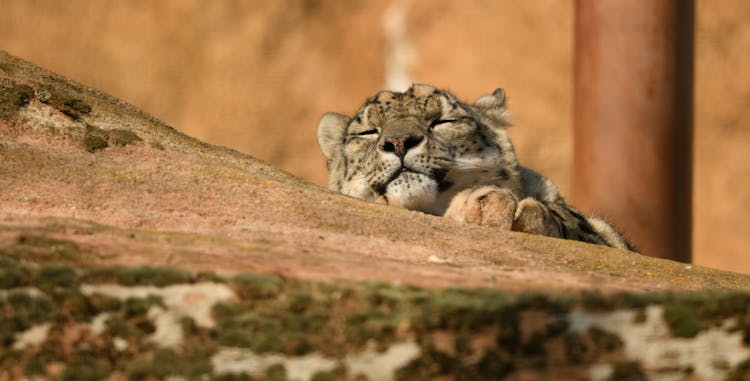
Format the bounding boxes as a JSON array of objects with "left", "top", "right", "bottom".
[{"left": 317, "top": 84, "right": 521, "bottom": 215}]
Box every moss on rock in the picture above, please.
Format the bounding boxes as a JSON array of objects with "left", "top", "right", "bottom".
[
  {"left": 81, "top": 124, "right": 143, "bottom": 152},
  {"left": 82, "top": 266, "right": 194, "bottom": 287},
  {"left": 60, "top": 98, "right": 92, "bottom": 119},
  {"left": 107, "top": 128, "right": 142, "bottom": 147},
  {"left": 0, "top": 256, "right": 29, "bottom": 289},
  {"left": 81, "top": 124, "right": 109, "bottom": 152},
  {"left": 0, "top": 234, "right": 85, "bottom": 265},
  {"left": 1, "top": 255, "right": 750, "bottom": 379},
  {"left": 35, "top": 84, "right": 92, "bottom": 121},
  {"left": 0, "top": 81, "right": 33, "bottom": 121},
  {"left": 232, "top": 273, "right": 283, "bottom": 299}
]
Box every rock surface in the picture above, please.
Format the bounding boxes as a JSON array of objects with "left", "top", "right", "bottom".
[{"left": 2, "top": 51, "right": 750, "bottom": 380}]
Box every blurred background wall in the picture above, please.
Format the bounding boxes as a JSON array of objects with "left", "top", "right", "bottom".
[{"left": 2, "top": 0, "right": 748, "bottom": 274}]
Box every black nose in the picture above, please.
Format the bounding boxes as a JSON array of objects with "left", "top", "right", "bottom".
[{"left": 382, "top": 133, "right": 423, "bottom": 158}]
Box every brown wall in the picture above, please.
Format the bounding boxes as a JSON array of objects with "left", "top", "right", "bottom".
[{"left": 2, "top": 0, "right": 748, "bottom": 274}]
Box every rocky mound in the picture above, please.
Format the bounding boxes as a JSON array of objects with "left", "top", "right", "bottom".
[{"left": 2, "top": 51, "right": 750, "bottom": 380}]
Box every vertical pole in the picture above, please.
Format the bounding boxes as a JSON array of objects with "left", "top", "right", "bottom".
[{"left": 573, "top": 0, "right": 693, "bottom": 262}]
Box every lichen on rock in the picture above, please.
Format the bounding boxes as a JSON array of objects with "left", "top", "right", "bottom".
[{"left": 2, "top": 257, "right": 750, "bottom": 380}]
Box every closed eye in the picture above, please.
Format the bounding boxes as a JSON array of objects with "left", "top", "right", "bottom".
[
  {"left": 356, "top": 129, "right": 378, "bottom": 136},
  {"left": 430, "top": 119, "right": 458, "bottom": 128}
]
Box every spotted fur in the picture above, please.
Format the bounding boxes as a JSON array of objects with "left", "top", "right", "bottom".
[{"left": 317, "top": 84, "right": 634, "bottom": 250}]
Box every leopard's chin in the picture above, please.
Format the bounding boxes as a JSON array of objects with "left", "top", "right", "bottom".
[{"left": 383, "top": 171, "right": 440, "bottom": 213}]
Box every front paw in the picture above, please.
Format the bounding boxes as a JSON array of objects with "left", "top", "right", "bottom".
[
  {"left": 512, "top": 198, "right": 559, "bottom": 236},
  {"left": 444, "top": 186, "right": 518, "bottom": 229}
]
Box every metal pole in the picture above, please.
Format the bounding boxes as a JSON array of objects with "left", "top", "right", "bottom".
[{"left": 573, "top": 0, "right": 693, "bottom": 262}]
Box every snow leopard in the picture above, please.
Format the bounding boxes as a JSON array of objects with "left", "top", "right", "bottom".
[{"left": 317, "top": 84, "right": 633, "bottom": 250}]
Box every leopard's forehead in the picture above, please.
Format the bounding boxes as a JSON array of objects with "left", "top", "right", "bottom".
[{"left": 356, "top": 84, "right": 463, "bottom": 125}]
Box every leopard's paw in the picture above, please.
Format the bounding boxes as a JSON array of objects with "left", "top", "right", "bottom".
[
  {"left": 512, "top": 197, "right": 559, "bottom": 236},
  {"left": 444, "top": 186, "right": 517, "bottom": 229}
]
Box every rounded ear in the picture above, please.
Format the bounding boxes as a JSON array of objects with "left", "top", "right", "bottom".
[
  {"left": 317, "top": 112, "right": 350, "bottom": 160},
  {"left": 472, "top": 88, "right": 511, "bottom": 127}
]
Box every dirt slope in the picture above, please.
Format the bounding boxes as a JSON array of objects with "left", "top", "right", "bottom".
[{"left": 2, "top": 0, "right": 748, "bottom": 274}]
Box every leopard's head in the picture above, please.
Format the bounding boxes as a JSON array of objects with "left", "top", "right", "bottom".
[{"left": 317, "top": 84, "right": 521, "bottom": 215}]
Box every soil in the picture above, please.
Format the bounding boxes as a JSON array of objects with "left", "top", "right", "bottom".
[{"left": 1, "top": 0, "right": 746, "bottom": 274}]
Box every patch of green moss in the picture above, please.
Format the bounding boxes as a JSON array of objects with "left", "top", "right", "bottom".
[
  {"left": 24, "top": 341, "right": 61, "bottom": 377},
  {"left": 82, "top": 266, "right": 193, "bottom": 287},
  {"left": 147, "top": 348, "right": 181, "bottom": 378},
  {"left": 60, "top": 98, "right": 92, "bottom": 120},
  {"left": 310, "top": 370, "right": 337, "bottom": 381},
  {"left": 215, "top": 326, "right": 254, "bottom": 349},
  {"left": 580, "top": 292, "right": 617, "bottom": 311},
  {"left": 0, "top": 255, "right": 29, "bottom": 288},
  {"left": 60, "top": 350, "right": 109, "bottom": 381},
  {"left": 344, "top": 310, "right": 392, "bottom": 345},
  {"left": 516, "top": 293, "right": 573, "bottom": 314},
  {"left": 215, "top": 281, "right": 338, "bottom": 353},
  {"left": 56, "top": 288, "right": 96, "bottom": 321},
  {"left": 88, "top": 294, "right": 122, "bottom": 312},
  {"left": 215, "top": 313, "right": 283, "bottom": 353},
  {"left": 124, "top": 356, "right": 153, "bottom": 380},
  {"left": 17, "top": 78, "right": 92, "bottom": 124},
  {"left": 286, "top": 291, "right": 315, "bottom": 313},
  {"left": 123, "top": 296, "right": 162, "bottom": 318},
  {"left": 414, "top": 288, "right": 518, "bottom": 332},
  {"left": 104, "top": 315, "right": 138, "bottom": 339},
  {"left": 232, "top": 273, "right": 283, "bottom": 298},
  {"left": 687, "top": 291, "right": 750, "bottom": 321},
  {"left": 107, "top": 129, "right": 142, "bottom": 147},
  {"left": 149, "top": 140, "right": 165, "bottom": 150},
  {"left": 265, "top": 363, "right": 287, "bottom": 381},
  {"left": 36, "top": 264, "right": 79, "bottom": 291},
  {"left": 362, "top": 281, "right": 432, "bottom": 309},
  {"left": 5, "top": 249, "right": 750, "bottom": 379},
  {"left": 196, "top": 271, "right": 226, "bottom": 283},
  {"left": 124, "top": 346, "right": 214, "bottom": 380},
  {"left": 24, "top": 353, "right": 46, "bottom": 377},
  {"left": 83, "top": 132, "right": 108, "bottom": 152},
  {"left": 82, "top": 124, "right": 109, "bottom": 152},
  {"left": 0, "top": 81, "right": 33, "bottom": 121},
  {"left": 181, "top": 346, "right": 216, "bottom": 379},
  {"left": 617, "top": 292, "right": 665, "bottom": 309},
  {"left": 6, "top": 291, "right": 56, "bottom": 325},
  {"left": 0, "top": 233, "right": 84, "bottom": 264},
  {"left": 662, "top": 302, "right": 705, "bottom": 338}
]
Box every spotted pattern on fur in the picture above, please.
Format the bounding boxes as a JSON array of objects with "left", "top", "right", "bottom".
[{"left": 317, "top": 84, "right": 634, "bottom": 251}]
